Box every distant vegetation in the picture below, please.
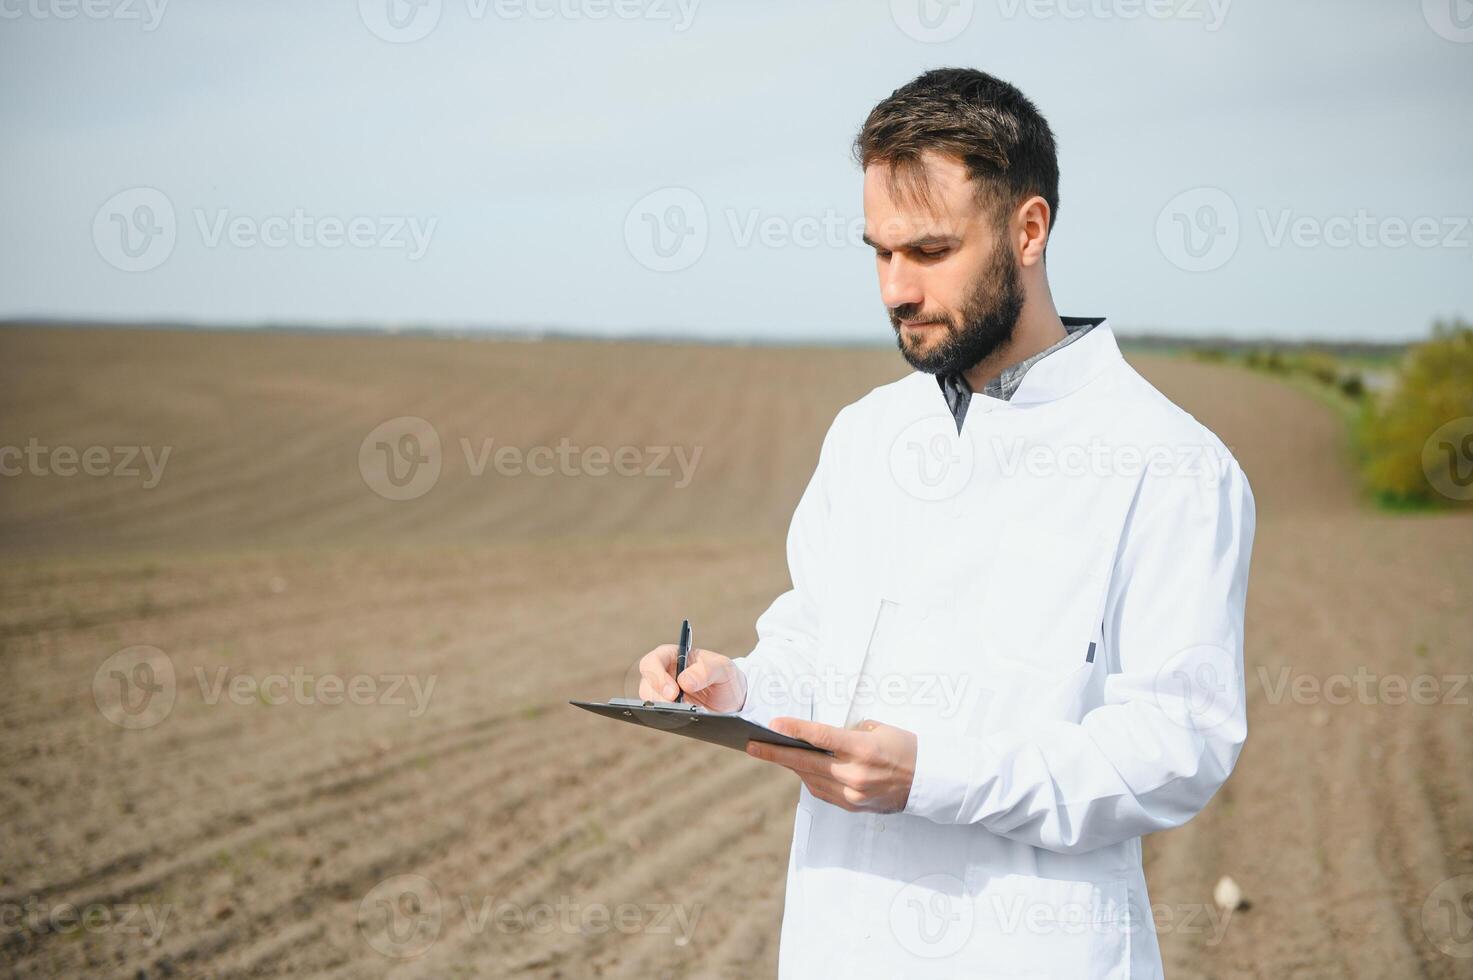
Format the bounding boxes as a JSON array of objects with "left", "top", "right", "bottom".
[
  {"left": 1355, "top": 320, "right": 1473, "bottom": 508},
  {"left": 1169, "top": 320, "right": 1473, "bottom": 510}
]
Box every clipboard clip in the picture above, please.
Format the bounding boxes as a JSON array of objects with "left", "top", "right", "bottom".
[{"left": 609, "top": 697, "right": 705, "bottom": 714}]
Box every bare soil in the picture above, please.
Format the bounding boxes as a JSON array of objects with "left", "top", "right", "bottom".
[{"left": 1, "top": 326, "right": 1469, "bottom": 978}]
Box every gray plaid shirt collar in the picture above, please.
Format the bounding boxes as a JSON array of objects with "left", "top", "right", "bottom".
[{"left": 937, "top": 316, "right": 1106, "bottom": 433}]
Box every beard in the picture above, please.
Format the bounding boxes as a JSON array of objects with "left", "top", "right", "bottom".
[{"left": 890, "top": 244, "right": 1024, "bottom": 377}]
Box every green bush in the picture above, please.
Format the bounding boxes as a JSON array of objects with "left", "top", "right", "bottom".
[
  {"left": 1356, "top": 319, "right": 1473, "bottom": 507},
  {"left": 1290, "top": 351, "right": 1341, "bottom": 387}
]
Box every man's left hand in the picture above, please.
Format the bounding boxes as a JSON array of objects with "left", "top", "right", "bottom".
[{"left": 746, "top": 717, "right": 917, "bottom": 813}]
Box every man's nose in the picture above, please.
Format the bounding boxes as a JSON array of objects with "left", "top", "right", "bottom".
[{"left": 879, "top": 256, "right": 924, "bottom": 313}]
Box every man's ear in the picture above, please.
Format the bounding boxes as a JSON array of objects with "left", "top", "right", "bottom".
[{"left": 1015, "top": 195, "right": 1051, "bottom": 268}]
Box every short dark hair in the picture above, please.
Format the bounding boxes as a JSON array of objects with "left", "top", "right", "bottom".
[{"left": 852, "top": 68, "right": 1061, "bottom": 242}]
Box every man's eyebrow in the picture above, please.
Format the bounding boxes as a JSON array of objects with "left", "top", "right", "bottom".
[{"left": 861, "top": 233, "right": 958, "bottom": 251}]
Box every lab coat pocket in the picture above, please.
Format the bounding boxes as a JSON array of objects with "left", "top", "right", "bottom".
[
  {"left": 974, "top": 520, "right": 1113, "bottom": 673},
  {"left": 818, "top": 591, "right": 886, "bottom": 728},
  {"left": 964, "top": 872, "right": 1133, "bottom": 978},
  {"left": 779, "top": 801, "right": 817, "bottom": 967},
  {"left": 958, "top": 653, "right": 1093, "bottom": 738},
  {"left": 790, "top": 803, "right": 814, "bottom": 868}
]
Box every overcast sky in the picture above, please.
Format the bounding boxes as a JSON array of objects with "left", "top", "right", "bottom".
[{"left": 1, "top": 0, "right": 1469, "bottom": 342}]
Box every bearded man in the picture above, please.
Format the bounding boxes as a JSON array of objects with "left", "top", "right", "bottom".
[{"left": 634, "top": 67, "right": 1256, "bottom": 979}]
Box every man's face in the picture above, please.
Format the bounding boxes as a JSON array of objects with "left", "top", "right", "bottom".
[{"left": 862, "top": 153, "right": 1023, "bottom": 376}]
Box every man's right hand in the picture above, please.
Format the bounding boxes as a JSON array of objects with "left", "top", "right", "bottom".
[{"left": 637, "top": 644, "right": 746, "bottom": 713}]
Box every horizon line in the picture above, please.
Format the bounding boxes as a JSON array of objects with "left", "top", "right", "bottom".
[{"left": 0, "top": 315, "right": 1428, "bottom": 354}]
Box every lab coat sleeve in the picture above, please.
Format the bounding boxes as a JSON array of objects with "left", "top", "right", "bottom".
[
  {"left": 903, "top": 451, "right": 1256, "bottom": 854},
  {"left": 729, "top": 409, "right": 844, "bottom": 730}
]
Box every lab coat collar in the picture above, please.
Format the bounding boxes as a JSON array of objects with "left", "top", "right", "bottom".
[
  {"left": 932, "top": 316, "right": 1120, "bottom": 411},
  {"left": 1008, "top": 316, "right": 1119, "bottom": 406}
]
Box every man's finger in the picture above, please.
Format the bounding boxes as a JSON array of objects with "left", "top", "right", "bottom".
[
  {"left": 749, "top": 740, "right": 839, "bottom": 777},
  {"left": 798, "top": 772, "right": 861, "bottom": 812},
  {"left": 639, "top": 667, "right": 678, "bottom": 701},
  {"left": 642, "top": 644, "right": 677, "bottom": 668},
  {"left": 676, "top": 649, "right": 726, "bottom": 693},
  {"left": 639, "top": 675, "right": 674, "bottom": 701},
  {"left": 769, "top": 716, "right": 866, "bottom": 757},
  {"left": 748, "top": 742, "right": 870, "bottom": 792}
]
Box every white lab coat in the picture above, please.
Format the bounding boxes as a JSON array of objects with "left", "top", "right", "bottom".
[{"left": 732, "top": 322, "right": 1255, "bottom": 979}]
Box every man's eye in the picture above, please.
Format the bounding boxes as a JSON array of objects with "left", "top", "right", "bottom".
[{"left": 921, "top": 248, "right": 950, "bottom": 259}]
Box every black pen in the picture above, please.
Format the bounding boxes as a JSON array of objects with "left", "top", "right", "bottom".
[{"left": 673, "top": 619, "right": 692, "bottom": 703}]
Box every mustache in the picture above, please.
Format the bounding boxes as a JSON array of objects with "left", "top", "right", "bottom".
[{"left": 891, "top": 310, "right": 953, "bottom": 329}]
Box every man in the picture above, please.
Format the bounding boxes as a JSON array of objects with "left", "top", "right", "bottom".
[{"left": 636, "top": 68, "right": 1255, "bottom": 978}]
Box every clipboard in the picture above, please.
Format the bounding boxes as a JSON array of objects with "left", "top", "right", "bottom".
[{"left": 569, "top": 698, "right": 834, "bottom": 756}]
